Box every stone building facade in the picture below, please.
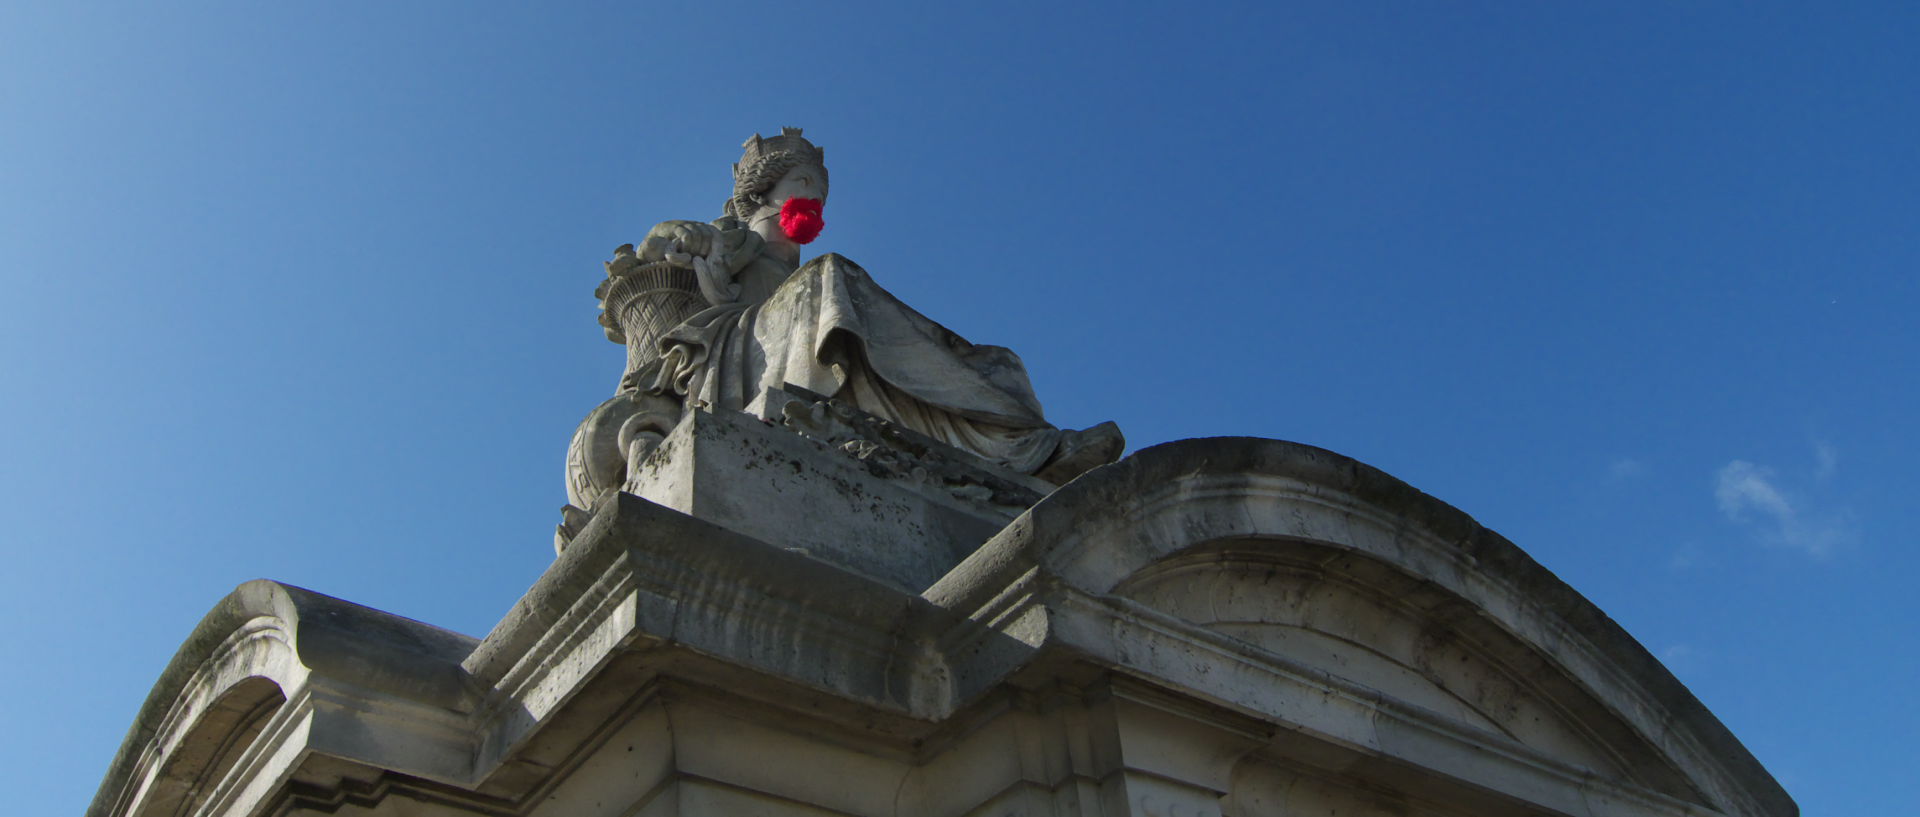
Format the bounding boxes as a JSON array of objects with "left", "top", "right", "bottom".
[
  {"left": 88, "top": 408, "right": 1793, "bottom": 817},
  {"left": 91, "top": 132, "right": 1792, "bottom": 817}
]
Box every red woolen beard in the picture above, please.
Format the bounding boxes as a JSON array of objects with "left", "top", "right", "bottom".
[{"left": 779, "top": 197, "right": 825, "bottom": 244}]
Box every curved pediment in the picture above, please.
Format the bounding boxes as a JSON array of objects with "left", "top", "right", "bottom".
[
  {"left": 88, "top": 581, "right": 479, "bottom": 817},
  {"left": 932, "top": 436, "right": 1793, "bottom": 817},
  {"left": 1116, "top": 543, "right": 1645, "bottom": 785}
]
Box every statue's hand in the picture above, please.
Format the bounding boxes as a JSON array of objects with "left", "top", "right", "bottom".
[
  {"left": 635, "top": 220, "right": 742, "bottom": 306},
  {"left": 662, "top": 237, "right": 741, "bottom": 306},
  {"left": 637, "top": 220, "right": 718, "bottom": 264},
  {"left": 687, "top": 251, "right": 741, "bottom": 306}
]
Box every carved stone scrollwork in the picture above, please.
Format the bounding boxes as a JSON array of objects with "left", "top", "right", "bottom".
[
  {"left": 556, "top": 388, "right": 683, "bottom": 553},
  {"left": 773, "top": 387, "right": 1043, "bottom": 512}
]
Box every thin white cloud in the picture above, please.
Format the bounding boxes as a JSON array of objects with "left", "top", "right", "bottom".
[
  {"left": 1813, "top": 441, "right": 1838, "bottom": 482},
  {"left": 1607, "top": 457, "right": 1646, "bottom": 480},
  {"left": 1715, "top": 460, "right": 1793, "bottom": 520},
  {"left": 1658, "top": 644, "right": 1698, "bottom": 675},
  {"left": 1713, "top": 459, "right": 1849, "bottom": 558},
  {"left": 1668, "top": 541, "right": 1703, "bottom": 571}
]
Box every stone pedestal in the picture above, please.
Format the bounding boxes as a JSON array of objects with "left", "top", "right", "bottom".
[{"left": 623, "top": 390, "right": 1048, "bottom": 592}]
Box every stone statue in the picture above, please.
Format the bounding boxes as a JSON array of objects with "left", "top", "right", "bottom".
[{"left": 559, "top": 128, "right": 1122, "bottom": 548}]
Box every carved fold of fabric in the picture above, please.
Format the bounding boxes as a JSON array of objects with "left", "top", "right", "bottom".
[
  {"left": 650, "top": 302, "right": 752, "bottom": 403},
  {"left": 839, "top": 362, "right": 1061, "bottom": 473},
  {"left": 646, "top": 253, "right": 1064, "bottom": 473},
  {"left": 768, "top": 255, "right": 1053, "bottom": 426}
]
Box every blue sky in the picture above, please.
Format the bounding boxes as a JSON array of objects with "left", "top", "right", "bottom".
[{"left": 4, "top": 3, "right": 1913, "bottom": 814}]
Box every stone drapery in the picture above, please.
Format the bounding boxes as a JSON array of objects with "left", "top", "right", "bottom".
[{"left": 651, "top": 253, "right": 1063, "bottom": 474}]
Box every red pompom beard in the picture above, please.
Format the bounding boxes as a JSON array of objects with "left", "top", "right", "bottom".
[{"left": 779, "top": 197, "right": 825, "bottom": 244}]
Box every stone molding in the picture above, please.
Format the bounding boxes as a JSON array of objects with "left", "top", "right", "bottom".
[
  {"left": 935, "top": 437, "right": 1787, "bottom": 817},
  {"left": 87, "top": 582, "right": 479, "bottom": 817}
]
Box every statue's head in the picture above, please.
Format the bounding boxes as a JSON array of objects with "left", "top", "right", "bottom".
[{"left": 729, "top": 127, "right": 828, "bottom": 244}]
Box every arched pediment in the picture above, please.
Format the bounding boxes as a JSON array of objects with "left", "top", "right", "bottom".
[
  {"left": 91, "top": 582, "right": 307, "bottom": 817},
  {"left": 1115, "top": 541, "right": 1643, "bottom": 786},
  {"left": 932, "top": 437, "right": 1792, "bottom": 817},
  {"left": 133, "top": 676, "right": 285, "bottom": 817},
  {"left": 89, "top": 580, "right": 480, "bottom": 817}
]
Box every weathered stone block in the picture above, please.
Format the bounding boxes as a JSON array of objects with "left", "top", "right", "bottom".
[{"left": 623, "top": 404, "right": 1029, "bottom": 592}]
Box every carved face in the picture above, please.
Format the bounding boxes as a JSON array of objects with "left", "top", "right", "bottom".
[
  {"left": 760, "top": 165, "right": 826, "bottom": 214},
  {"left": 750, "top": 164, "right": 827, "bottom": 245}
]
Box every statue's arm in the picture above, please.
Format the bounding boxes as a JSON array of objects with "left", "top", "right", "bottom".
[
  {"left": 636, "top": 220, "right": 723, "bottom": 263},
  {"left": 635, "top": 219, "right": 768, "bottom": 306},
  {"left": 595, "top": 219, "right": 727, "bottom": 339}
]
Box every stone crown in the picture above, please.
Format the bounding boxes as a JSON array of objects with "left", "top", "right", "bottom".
[{"left": 737, "top": 127, "right": 824, "bottom": 173}]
